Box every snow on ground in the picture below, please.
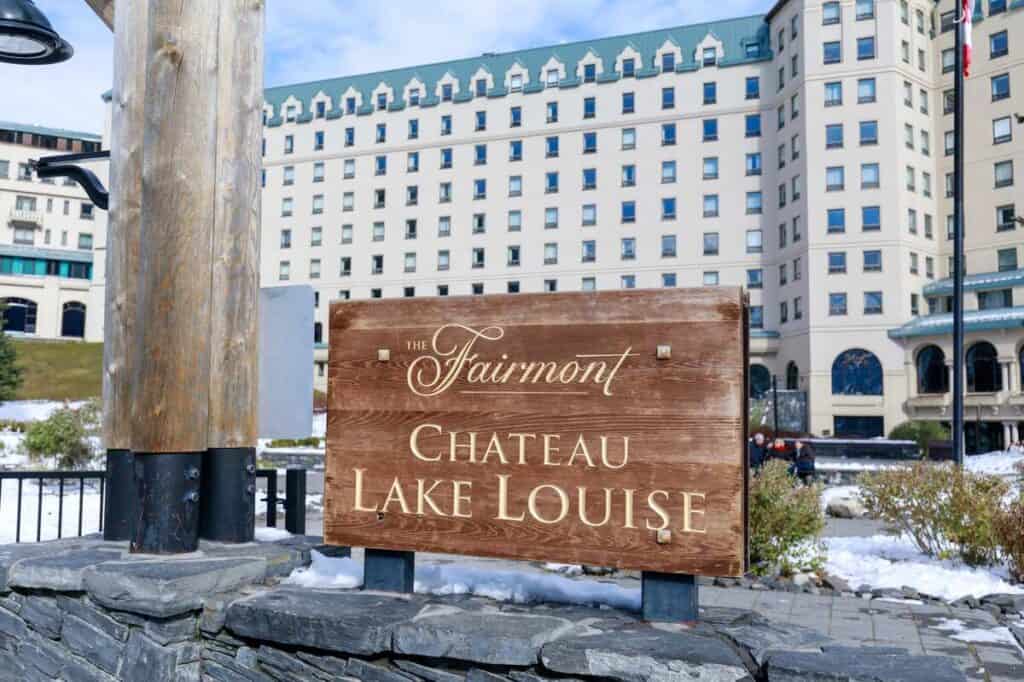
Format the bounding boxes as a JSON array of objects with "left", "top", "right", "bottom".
[
  {"left": 825, "top": 534, "right": 1024, "bottom": 602},
  {"left": 966, "top": 449, "right": 1024, "bottom": 477},
  {"left": 0, "top": 479, "right": 102, "bottom": 544},
  {"left": 286, "top": 550, "right": 640, "bottom": 610},
  {"left": 0, "top": 400, "right": 85, "bottom": 423},
  {"left": 820, "top": 485, "right": 861, "bottom": 511},
  {"left": 254, "top": 527, "right": 293, "bottom": 542},
  {"left": 931, "top": 618, "right": 1024, "bottom": 655}
]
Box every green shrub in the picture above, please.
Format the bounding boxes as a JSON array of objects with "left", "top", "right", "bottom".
[
  {"left": 22, "top": 403, "right": 97, "bottom": 470},
  {"left": 748, "top": 459, "right": 825, "bottom": 575},
  {"left": 0, "top": 320, "right": 23, "bottom": 403},
  {"left": 0, "top": 419, "right": 29, "bottom": 433},
  {"left": 888, "top": 421, "right": 950, "bottom": 459},
  {"left": 267, "top": 437, "right": 322, "bottom": 448},
  {"left": 860, "top": 463, "right": 1008, "bottom": 565},
  {"left": 996, "top": 497, "right": 1024, "bottom": 582}
]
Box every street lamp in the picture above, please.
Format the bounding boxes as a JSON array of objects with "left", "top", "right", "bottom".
[{"left": 0, "top": 0, "right": 72, "bottom": 65}]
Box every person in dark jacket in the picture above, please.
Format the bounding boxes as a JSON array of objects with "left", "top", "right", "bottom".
[
  {"left": 748, "top": 432, "right": 768, "bottom": 470},
  {"left": 791, "top": 440, "right": 816, "bottom": 484}
]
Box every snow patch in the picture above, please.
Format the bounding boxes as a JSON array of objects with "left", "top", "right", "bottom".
[
  {"left": 966, "top": 450, "right": 1024, "bottom": 477},
  {"left": 0, "top": 479, "right": 101, "bottom": 544},
  {"left": 931, "top": 618, "right": 1024, "bottom": 654},
  {"left": 253, "top": 527, "right": 292, "bottom": 542},
  {"left": 0, "top": 401, "right": 85, "bottom": 423}
]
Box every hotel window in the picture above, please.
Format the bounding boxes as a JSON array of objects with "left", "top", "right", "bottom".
[
  {"left": 703, "top": 81, "right": 717, "bottom": 104},
  {"left": 921, "top": 131, "right": 930, "bottom": 156},
  {"left": 510, "top": 74, "right": 523, "bottom": 91},
  {"left": 826, "top": 166, "right": 844, "bottom": 191},
  {"left": 315, "top": 101, "right": 326, "bottom": 118},
  {"left": 441, "top": 115, "right": 452, "bottom": 135},
  {"left": 662, "top": 87, "right": 675, "bottom": 109},
  {"left": 370, "top": 255, "right": 383, "bottom": 274},
  {"left": 824, "top": 81, "right": 842, "bottom": 106},
  {"left": 792, "top": 175, "right": 801, "bottom": 200},
  {"left": 944, "top": 130, "right": 954, "bottom": 156},
  {"left": 438, "top": 216, "right": 452, "bottom": 236},
  {"left": 510, "top": 106, "right": 522, "bottom": 127},
  {"left": 746, "top": 77, "right": 760, "bottom": 99},
  {"left": 926, "top": 257, "right": 934, "bottom": 279},
  {"left": 910, "top": 253, "right": 919, "bottom": 274},
  {"left": 313, "top": 161, "right": 325, "bottom": 182},
  {"left": 823, "top": 41, "right": 841, "bottom": 64},
  {"left": 311, "top": 227, "right": 324, "bottom": 248},
  {"left": 778, "top": 28, "right": 785, "bottom": 52},
  {"left": 944, "top": 89, "right": 955, "bottom": 113},
  {"left": 998, "top": 248, "right": 1018, "bottom": 272},
  {"left": 793, "top": 216, "right": 801, "bottom": 241},
  {"left": 546, "top": 136, "right": 559, "bottom": 158},
  {"left": 662, "top": 161, "right": 677, "bottom": 183},
  {"left": 745, "top": 114, "right": 761, "bottom": 138},
  {"left": 826, "top": 124, "right": 843, "bottom": 149},
  {"left": 509, "top": 140, "right": 522, "bottom": 161},
  {"left": 828, "top": 252, "right": 846, "bottom": 274},
  {"left": 508, "top": 246, "right": 522, "bottom": 267},
  {"left": 472, "top": 248, "right": 485, "bottom": 269},
  {"left": 901, "top": 41, "right": 910, "bottom": 63},
  {"left": 284, "top": 135, "right": 293, "bottom": 154},
  {"left": 314, "top": 131, "right": 325, "bottom": 151},
  {"left": 376, "top": 93, "right": 388, "bottom": 111},
  {"left": 621, "top": 127, "right": 636, "bottom": 150},
  {"left": 403, "top": 253, "right": 416, "bottom": 273},
  {"left": 409, "top": 90, "right": 420, "bottom": 106},
  {"left": 342, "top": 192, "right": 354, "bottom": 211},
  {"left": 438, "top": 250, "right": 450, "bottom": 271},
  {"left": 475, "top": 110, "right": 487, "bottom": 131},
  {"left": 662, "top": 198, "right": 677, "bottom": 220},
  {"left": 746, "top": 229, "right": 763, "bottom": 254},
  {"left": 621, "top": 201, "right": 636, "bottom": 223},
  {"left": 375, "top": 155, "right": 387, "bottom": 175},
  {"left": 903, "top": 82, "right": 913, "bottom": 108},
  {"left": 405, "top": 186, "right": 418, "bottom": 206},
  {"left": 542, "top": 280, "right": 556, "bottom": 293},
  {"left": 545, "top": 207, "right": 559, "bottom": 228},
  {"left": 779, "top": 262, "right": 788, "bottom": 283},
  {"left": 439, "top": 182, "right": 452, "bottom": 202},
  {"left": 827, "top": 208, "right": 846, "bottom": 233},
  {"left": 475, "top": 79, "right": 487, "bottom": 96},
  {"left": 823, "top": 1, "right": 840, "bottom": 24},
  {"left": 746, "top": 192, "right": 763, "bottom": 215},
  {"left": 407, "top": 152, "right": 419, "bottom": 173},
  {"left": 279, "top": 229, "right": 291, "bottom": 249},
  {"left": 621, "top": 275, "right": 636, "bottom": 290},
  {"left": 621, "top": 238, "right": 636, "bottom": 260},
  {"left": 545, "top": 172, "right": 559, "bottom": 193},
  {"left": 584, "top": 63, "right": 596, "bottom": 82},
  {"left": 341, "top": 224, "right": 353, "bottom": 244},
  {"left": 778, "top": 106, "right": 785, "bottom": 130},
  {"left": 703, "top": 195, "right": 719, "bottom": 218},
  {"left": 908, "top": 208, "right": 918, "bottom": 234},
  {"left": 830, "top": 293, "right": 847, "bottom": 316},
  {"left": 703, "top": 271, "right": 720, "bottom": 286},
  {"left": 942, "top": 49, "right": 955, "bottom": 73},
  {"left": 583, "top": 97, "right": 596, "bottom": 119},
  {"left": 582, "top": 168, "right": 597, "bottom": 190},
  {"left": 582, "top": 204, "right": 597, "bottom": 226},
  {"left": 281, "top": 198, "right": 293, "bottom": 217},
  {"left": 582, "top": 240, "right": 596, "bottom": 262},
  {"left": 703, "top": 157, "right": 719, "bottom": 180},
  {"left": 441, "top": 84, "right": 453, "bottom": 101},
  {"left": 703, "top": 118, "right": 718, "bottom": 141},
  {"left": 920, "top": 89, "right": 929, "bottom": 115},
  {"left": 991, "top": 31, "right": 1008, "bottom": 59},
  {"left": 278, "top": 261, "right": 290, "bottom": 281},
  {"left": 622, "top": 58, "right": 636, "bottom": 77},
  {"left": 992, "top": 74, "right": 1010, "bottom": 101},
  {"left": 863, "top": 250, "right": 882, "bottom": 272},
  {"left": 344, "top": 128, "right": 354, "bottom": 146},
  {"left": 857, "top": 37, "right": 875, "bottom": 60},
  {"left": 791, "top": 53, "right": 799, "bottom": 77},
  {"left": 790, "top": 93, "right": 799, "bottom": 119},
  {"left": 911, "top": 294, "right": 919, "bottom": 316},
  {"left": 372, "top": 222, "right": 385, "bottom": 241},
  {"left": 661, "top": 52, "right": 675, "bottom": 72},
  {"left": 547, "top": 101, "right": 559, "bottom": 122},
  {"left": 780, "top": 302, "right": 789, "bottom": 323},
  {"left": 662, "top": 235, "right": 677, "bottom": 257},
  {"left": 312, "top": 195, "right": 324, "bottom": 214},
  {"left": 857, "top": 77, "right": 876, "bottom": 103},
  {"left": 285, "top": 105, "right": 296, "bottom": 122},
  {"left": 508, "top": 210, "right": 522, "bottom": 232},
  {"left": 662, "top": 123, "right": 677, "bottom": 145},
  {"left": 376, "top": 123, "right": 386, "bottom": 143},
  {"left": 991, "top": 0, "right": 1007, "bottom": 13},
  {"left": 997, "top": 205, "right": 1016, "bottom": 232},
  {"left": 860, "top": 120, "right": 878, "bottom": 145},
  {"left": 861, "top": 163, "right": 879, "bottom": 189},
  {"left": 702, "top": 47, "right": 716, "bottom": 66},
  {"left": 750, "top": 306, "right": 763, "bottom": 329},
  {"left": 474, "top": 179, "right": 487, "bottom": 199},
  {"left": 862, "top": 206, "right": 881, "bottom": 231},
  {"left": 924, "top": 213, "right": 934, "bottom": 238},
  {"left": 918, "top": 50, "right": 926, "bottom": 73},
  {"left": 621, "top": 164, "right": 636, "bottom": 187},
  {"left": 995, "top": 161, "right": 1014, "bottom": 188},
  {"left": 282, "top": 166, "right": 295, "bottom": 185},
  {"left": 474, "top": 144, "right": 487, "bottom": 165},
  {"left": 622, "top": 92, "right": 635, "bottom": 114},
  {"left": 583, "top": 131, "right": 598, "bottom": 153},
  {"left": 509, "top": 175, "right": 522, "bottom": 197},
  {"left": 864, "top": 292, "right": 883, "bottom": 315},
  {"left": 662, "top": 273, "right": 677, "bottom": 288},
  {"left": 994, "top": 117, "right": 1013, "bottom": 144},
  {"left": 440, "top": 148, "right": 453, "bottom": 169}
]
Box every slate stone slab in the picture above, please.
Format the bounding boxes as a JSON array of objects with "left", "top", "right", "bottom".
[
  {"left": 119, "top": 631, "right": 177, "bottom": 682},
  {"left": 765, "top": 646, "right": 967, "bottom": 682},
  {"left": 83, "top": 557, "right": 267, "bottom": 618},
  {"left": 142, "top": 613, "right": 197, "bottom": 645},
  {"left": 8, "top": 549, "right": 123, "bottom": 592},
  {"left": 719, "top": 620, "right": 831, "bottom": 666},
  {"left": 540, "top": 627, "right": 751, "bottom": 682},
  {"left": 225, "top": 588, "right": 428, "bottom": 656},
  {"left": 59, "top": 657, "right": 116, "bottom": 682},
  {"left": 0, "top": 607, "right": 27, "bottom": 639},
  {"left": 16, "top": 631, "right": 65, "bottom": 677},
  {"left": 346, "top": 658, "right": 417, "bottom": 682},
  {"left": 202, "top": 539, "right": 313, "bottom": 578},
  {"left": 980, "top": 593, "right": 1024, "bottom": 615},
  {"left": 256, "top": 645, "right": 338, "bottom": 680},
  {"left": 61, "top": 613, "right": 124, "bottom": 675},
  {"left": 56, "top": 596, "right": 129, "bottom": 642},
  {"left": 393, "top": 606, "right": 581, "bottom": 666},
  {"left": 20, "top": 594, "right": 62, "bottom": 639},
  {"left": 394, "top": 659, "right": 466, "bottom": 682},
  {"left": 0, "top": 536, "right": 108, "bottom": 592},
  {"left": 202, "top": 649, "right": 275, "bottom": 682},
  {"left": 467, "top": 669, "right": 509, "bottom": 682}
]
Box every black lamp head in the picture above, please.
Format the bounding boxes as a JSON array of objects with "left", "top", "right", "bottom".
[{"left": 0, "top": 0, "right": 73, "bottom": 65}]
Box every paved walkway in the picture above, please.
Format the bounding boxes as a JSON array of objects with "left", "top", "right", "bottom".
[{"left": 702, "top": 585, "right": 1024, "bottom": 682}]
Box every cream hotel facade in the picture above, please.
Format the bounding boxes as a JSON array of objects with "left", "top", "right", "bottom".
[{"left": 7, "top": 0, "right": 1016, "bottom": 451}]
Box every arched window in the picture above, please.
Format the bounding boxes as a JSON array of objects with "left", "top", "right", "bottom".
[
  {"left": 749, "top": 364, "right": 771, "bottom": 399},
  {"left": 832, "top": 348, "right": 883, "bottom": 396},
  {"left": 1, "top": 298, "right": 37, "bottom": 334},
  {"left": 967, "top": 341, "right": 1001, "bottom": 392},
  {"left": 61, "top": 301, "right": 86, "bottom": 338},
  {"left": 916, "top": 345, "right": 948, "bottom": 394},
  {"left": 785, "top": 362, "right": 799, "bottom": 390}
]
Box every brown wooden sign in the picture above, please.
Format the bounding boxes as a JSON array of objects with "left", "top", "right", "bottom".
[{"left": 325, "top": 288, "right": 748, "bottom": 576}]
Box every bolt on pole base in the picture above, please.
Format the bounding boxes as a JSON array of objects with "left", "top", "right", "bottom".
[
  {"left": 199, "top": 447, "right": 256, "bottom": 543},
  {"left": 103, "top": 449, "right": 134, "bottom": 541},
  {"left": 130, "top": 452, "right": 202, "bottom": 554}
]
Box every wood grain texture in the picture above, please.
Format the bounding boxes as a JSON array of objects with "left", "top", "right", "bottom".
[
  {"left": 101, "top": 0, "right": 146, "bottom": 449},
  {"left": 83, "top": 0, "right": 114, "bottom": 30},
  {"left": 207, "top": 0, "right": 264, "bottom": 448},
  {"left": 326, "top": 288, "right": 749, "bottom": 576},
  {"left": 130, "top": 0, "right": 220, "bottom": 452}
]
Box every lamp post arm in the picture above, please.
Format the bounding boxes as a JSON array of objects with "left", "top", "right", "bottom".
[
  {"left": 30, "top": 151, "right": 111, "bottom": 210},
  {"left": 83, "top": 0, "right": 114, "bottom": 31}
]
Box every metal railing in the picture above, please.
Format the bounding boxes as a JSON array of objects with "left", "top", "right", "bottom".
[
  {"left": 0, "top": 471, "right": 105, "bottom": 543},
  {"left": 256, "top": 468, "right": 307, "bottom": 535}
]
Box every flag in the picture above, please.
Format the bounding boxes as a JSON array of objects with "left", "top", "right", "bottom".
[{"left": 963, "top": 0, "right": 975, "bottom": 77}]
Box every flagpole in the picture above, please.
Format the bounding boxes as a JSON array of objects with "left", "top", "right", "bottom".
[{"left": 952, "top": 0, "right": 966, "bottom": 467}]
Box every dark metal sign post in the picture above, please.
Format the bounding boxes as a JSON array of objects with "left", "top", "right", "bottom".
[{"left": 952, "top": 0, "right": 966, "bottom": 466}]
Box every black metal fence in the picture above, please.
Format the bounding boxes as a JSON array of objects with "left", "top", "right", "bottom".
[{"left": 0, "top": 468, "right": 307, "bottom": 543}]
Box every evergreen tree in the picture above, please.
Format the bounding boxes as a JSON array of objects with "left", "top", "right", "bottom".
[{"left": 0, "top": 308, "right": 23, "bottom": 403}]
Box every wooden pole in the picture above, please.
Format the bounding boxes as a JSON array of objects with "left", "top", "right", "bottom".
[
  {"left": 201, "top": 0, "right": 264, "bottom": 543},
  {"left": 101, "top": 0, "right": 145, "bottom": 542},
  {"left": 129, "top": 0, "right": 222, "bottom": 553}
]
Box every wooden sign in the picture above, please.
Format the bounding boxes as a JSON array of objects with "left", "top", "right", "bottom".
[{"left": 325, "top": 288, "right": 748, "bottom": 576}]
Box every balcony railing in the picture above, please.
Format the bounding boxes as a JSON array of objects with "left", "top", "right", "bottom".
[{"left": 9, "top": 208, "right": 42, "bottom": 226}]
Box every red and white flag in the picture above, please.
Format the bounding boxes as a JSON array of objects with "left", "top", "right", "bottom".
[{"left": 963, "top": 0, "right": 975, "bottom": 77}]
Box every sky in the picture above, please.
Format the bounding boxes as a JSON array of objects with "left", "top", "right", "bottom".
[{"left": 0, "top": 0, "right": 768, "bottom": 135}]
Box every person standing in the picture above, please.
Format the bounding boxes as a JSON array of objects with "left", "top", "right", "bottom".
[
  {"left": 748, "top": 432, "right": 768, "bottom": 470},
  {"left": 792, "top": 440, "right": 816, "bottom": 485}
]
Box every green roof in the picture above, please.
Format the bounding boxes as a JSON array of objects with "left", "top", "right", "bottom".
[
  {"left": 923, "top": 268, "right": 1024, "bottom": 297},
  {"left": 263, "top": 14, "right": 770, "bottom": 116},
  {"left": 888, "top": 307, "right": 1024, "bottom": 339},
  {"left": 0, "top": 120, "right": 100, "bottom": 143}
]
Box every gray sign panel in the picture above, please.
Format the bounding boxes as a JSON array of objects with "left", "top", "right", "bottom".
[{"left": 259, "top": 285, "right": 314, "bottom": 439}]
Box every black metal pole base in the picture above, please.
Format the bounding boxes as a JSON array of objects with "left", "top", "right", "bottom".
[
  {"left": 130, "top": 452, "right": 202, "bottom": 554},
  {"left": 364, "top": 549, "right": 415, "bottom": 593},
  {"left": 103, "top": 449, "right": 134, "bottom": 541},
  {"left": 641, "top": 572, "right": 699, "bottom": 622},
  {"left": 199, "top": 447, "right": 256, "bottom": 543}
]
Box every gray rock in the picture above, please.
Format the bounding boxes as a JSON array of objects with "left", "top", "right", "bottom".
[
  {"left": 56, "top": 596, "right": 129, "bottom": 642},
  {"left": 202, "top": 540, "right": 312, "bottom": 579},
  {"left": 60, "top": 656, "right": 117, "bottom": 682},
  {"left": 294, "top": 649, "right": 351, "bottom": 676},
  {"left": 0, "top": 536, "right": 106, "bottom": 592},
  {"left": 83, "top": 557, "right": 267, "bottom": 618},
  {"left": 202, "top": 650, "right": 275, "bottom": 682},
  {"left": 257, "top": 645, "right": 338, "bottom": 680},
  {"left": 393, "top": 607, "right": 577, "bottom": 666},
  {"left": 719, "top": 620, "right": 830, "bottom": 666},
  {"left": 175, "top": 662, "right": 201, "bottom": 682},
  {"left": 0, "top": 650, "right": 28, "bottom": 682},
  {"left": 0, "top": 593, "right": 22, "bottom": 614},
  {"left": 173, "top": 641, "right": 203, "bottom": 665},
  {"left": 826, "top": 497, "right": 866, "bottom": 519},
  {"left": 980, "top": 593, "right": 1024, "bottom": 614},
  {"left": 508, "top": 673, "right": 582, "bottom": 682},
  {"left": 394, "top": 659, "right": 465, "bottom": 682},
  {"left": 16, "top": 631, "right": 65, "bottom": 677},
  {"left": 61, "top": 614, "right": 124, "bottom": 675},
  {"left": 345, "top": 659, "right": 416, "bottom": 682},
  {"left": 236, "top": 646, "right": 259, "bottom": 669},
  {"left": 8, "top": 549, "right": 123, "bottom": 592},
  {"left": 1010, "top": 622, "right": 1023, "bottom": 648},
  {"left": 143, "top": 613, "right": 197, "bottom": 645},
  {"left": 765, "top": 646, "right": 966, "bottom": 681},
  {"left": 541, "top": 627, "right": 750, "bottom": 681},
  {"left": 226, "top": 588, "right": 427, "bottom": 656},
  {"left": 0, "top": 605, "right": 27, "bottom": 639},
  {"left": 20, "top": 594, "right": 62, "bottom": 639},
  {"left": 466, "top": 670, "right": 508, "bottom": 682},
  {"left": 120, "top": 631, "right": 177, "bottom": 682}
]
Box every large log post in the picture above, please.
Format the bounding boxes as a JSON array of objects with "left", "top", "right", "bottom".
[
  {"left": 101, "top": 0, "right": 145, "bottom": 541},
  {"left": 129, "top": 0, "right": 221, "bottom": 553},
  {"left": 201, "top": 0, "right": 264, "bottom": 543}
]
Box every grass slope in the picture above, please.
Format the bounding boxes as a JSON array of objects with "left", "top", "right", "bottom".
[{"left": 12, "top": 340, "right": 102, "bottom": 401}]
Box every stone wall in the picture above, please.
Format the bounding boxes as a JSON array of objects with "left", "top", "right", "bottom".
[{"left": 0, "top": 536, "right": 969, "bottom": 681}]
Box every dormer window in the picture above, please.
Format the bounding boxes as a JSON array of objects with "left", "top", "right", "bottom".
[
  {"left": 622, "top": 58, "right": 635, "bottom": 76},
  {"left": 441, "top": 83, "right": 453, "bottom": 101},
  {"left": 345, "top": 97, "right": 356, "bottom": 114},
  {"left": 702, "top": 48, "right": 717, "bottom": 66},
  {"left": 315, "top": 102, "right": 326, "bottom": 118},
  {"left": 583, "top": 63, "right": 596, "bottom": 82},
  {"left": 376, "top": 93, "right": 387, "bottom": 110},
  {"left": 745, "top": 43, "right": 760, "bottom": 58},
  {"left": 661, "top": 53, "right": 675, "bottom": 71},
  {"left": 510, "top": 74, "right": 523, "bottom": 91},
  {"left": 409, "top": 89, "right": 420, "bottom": 106},
  {"left": 546, "top": 69, "right": 559, "bottom": 86},
  {"left": 475, "top": 79, "right": 487, "bottom": 96},
  {"left": 285, "top": 105, "right": 297, "bottom": 122}
]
